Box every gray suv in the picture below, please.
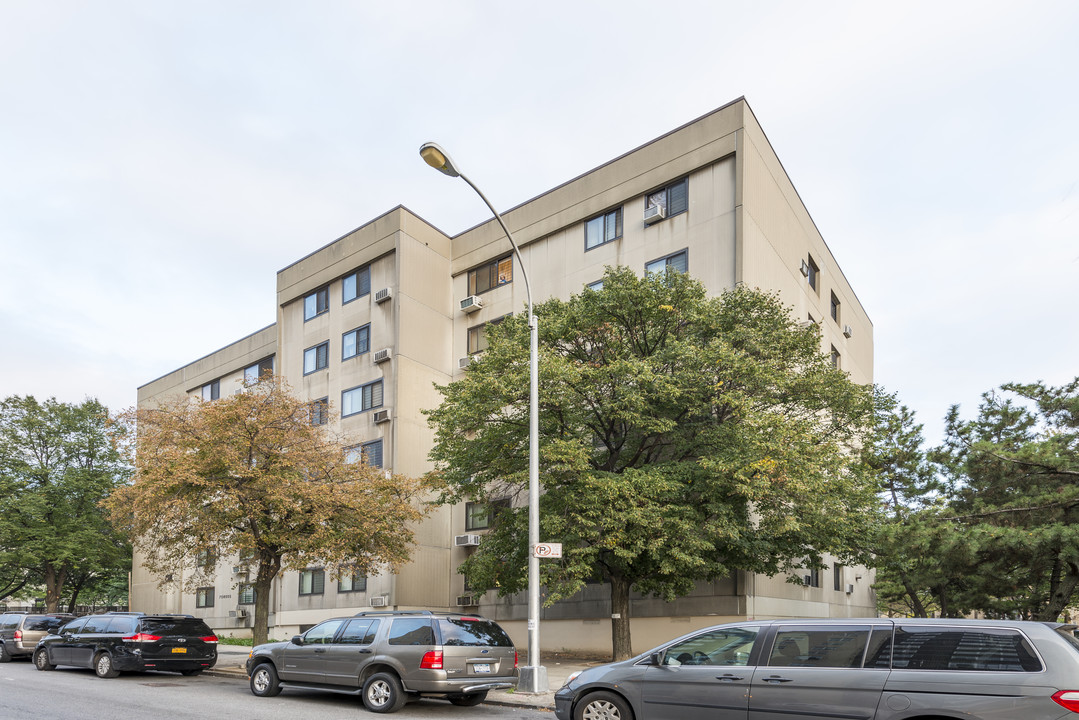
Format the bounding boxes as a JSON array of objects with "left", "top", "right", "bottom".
[
  {"left": 555, "top": 618, "right": 1079, "bottom": 720},
  {"left": 0, "top": 612, "right": 74, "bottom": 662},
  {"left": 246, "top": 610, "right": 517, "bottom": 713}
]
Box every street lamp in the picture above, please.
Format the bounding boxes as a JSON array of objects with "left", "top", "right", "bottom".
[{"left": 420, "top": 142, "right": 547, "bottom": 694}]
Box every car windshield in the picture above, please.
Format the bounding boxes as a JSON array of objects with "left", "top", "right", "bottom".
[
  {"left": 438, "top": 618, "right": 513, "bottom": 647},
  {"left": 141, "top": 618, "right": 214, "bottom": 636}
]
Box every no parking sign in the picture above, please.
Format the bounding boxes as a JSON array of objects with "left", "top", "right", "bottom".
[{"left": 533, "top": 542, "right": 563, "bottom": 558}]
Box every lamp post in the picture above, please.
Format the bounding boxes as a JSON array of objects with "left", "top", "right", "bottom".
[{"left": 420, "top": 142, "right": 547, "bottom": 693}]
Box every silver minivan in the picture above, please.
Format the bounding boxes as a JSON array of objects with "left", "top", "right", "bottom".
[
  {"left": 0, "top": 612, "right": 74, "bottom": 662},
  {"left": 554, "top": 618, "right": 1079, "bottom": 720}
]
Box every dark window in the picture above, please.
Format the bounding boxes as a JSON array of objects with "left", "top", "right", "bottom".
[
  {"left": 201, "top": 380, "right": 219, "bottom": 401},
  {"left": 646, "top": 178, "right": 689, "bottom": 218},
  {"left": 345, "top": 440, "right": 383, "bottom": 468},
  {"left": 661, "top": 627, "right": 759, "bottom": 666},
  {"left": 890, "top": 627, "right": 1042, "bottom": 672},
  {"left": 239, "top": 584, "right": 255, "bottom": 605},
  {"left": 342, "top": 325, "right": 370, "bottom": 360},
  {"left": 645, "top": 250, "right": 688, "bottom": 276},
  {"left": 60, "top": 618, "right": 87, "bottom": 634},
  {"left": 196, "top": 549, "right": 216, "bottom": 570},
  {"left": 833, "top": 563, "right": 843, "bottom": 592},
  {"left": 468, "top": 256, "right": 513, "bottom": 296},
  {"left": 467, "top": 316, "right": 506, "bottom": 355},
  {"left": 585, "top": 208, "right": 622, "bottom": 250},
  {"left": 806, "top": 567, "right": 820, "bottom": 588},
  {"left": 831, "top": 346, "right": 841, "bottom": 369},
  {"left": 342, "top": 380, "right": 383, "bottom": 417},
  {"left": 338, "top": 572, "right": 367, "bottom": 593},
  {"left": 465, "top": 498, "right": 511, "bottom": 531},
  {"left": 388, "top": 618, "right": 436, "bottom": 646},
  {"left": 807, "top": 255, "right": 820, "bottom": 292},
  {"left": 24, "top": 616, "right": 70, "bottom": 632},
  {"left": 299, "top": 569, "right": 325, "bottom": 596},
  {"left": 310, "top": 397, "right": 329, "bottom": 426},
  {"left": 768, "top": 627, "right": 871, "bottom": 668},
  {"left": 304, "top": 341, "right": 329, "bottom": 374},
  {"left": 81, "top": 616, "right": 112, "bottom": 633},
  {"left": 586, "top": 280, "right": 603, "bottom": 292},
  {"left": 339, "top": 618, "right": 379, "bottom": 644},
  {"left": 304, "top": 288, "right": 329, "bottom": 320},
  {"left": 303, "top": 619, "right": 344, "bottom": 644},
  {"left": 343, "top": 266, "right": 371, "bottom": 304},
  {"left": 830, "top": 292, "right": 840, "bottom": 323},
  {"left": 437, "top": 618, "right": 514, "bottom": 647},
  {"left": 105, "top": 617, "right": 138, "bottom": 634},
  {"left": 864, "top": 627, "right": 894, "bottom": 668},
  {"left": 196, "top": 587, "right": 215, "bottom": 608},
  {"left": 244, "top": 357, "right": 273, "bottom": 383},
  {"left": 140, "top": 618, "right": 214, "bottom": 636}
]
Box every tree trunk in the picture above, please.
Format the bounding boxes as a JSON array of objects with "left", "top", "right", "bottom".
[
  {"left": 609, "top": 574, "right": 633, "bottom": 661},
  {"left": 43, "top": 565, "right": 67, "bottom": 612},
  {"left": 1038, "top": 560, "right": 1079, "bottom": 622},
  {"left": 252, "top": 555, "right": 281, "bottom": 646},
  {"left": 902, "top": 579, "right": 928, "bottom": 617}
]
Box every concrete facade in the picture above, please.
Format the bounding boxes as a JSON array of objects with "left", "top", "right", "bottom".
[{"left": 132, "top": 98, "right": 876, "bottom": 653}]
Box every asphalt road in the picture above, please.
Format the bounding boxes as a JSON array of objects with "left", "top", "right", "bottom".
[{"left": 0, "top": 659, "right": 552, "bottom": 720}]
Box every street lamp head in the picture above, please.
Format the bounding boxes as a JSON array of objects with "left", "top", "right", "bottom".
[{"left": 419, "top": 142, "right": 460, "bottom": 178}]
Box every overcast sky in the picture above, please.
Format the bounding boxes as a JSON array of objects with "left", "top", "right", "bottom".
[{"left": 1, "top": 1, "right": 1076, "bottom": 445}]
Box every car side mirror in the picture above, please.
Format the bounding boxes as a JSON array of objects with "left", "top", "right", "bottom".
[
  {"left": 649, "top": 652, "right": 662, "bottom": 666},
  {"left": 291, "top": 635, "right": 304, "bottom": 646}
]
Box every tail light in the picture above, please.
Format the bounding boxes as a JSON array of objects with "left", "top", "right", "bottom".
[
  {"left": 200, "top": 636, "right": 218, "bottom": 644},
  {"left": 13, "top": 630, "right": 22, "bottom": 641},
  {"left": 122, "top": 633, "right": 162, "bottom": 642},
  {"left": 1053, "top": 691, "right": 1079, "bottom": 712},
  {"left": 514, "top": 650, "right": 519, "bottom": 669},
  {"left": 419, "top": 650, "right": 443, "bottom": 669}
]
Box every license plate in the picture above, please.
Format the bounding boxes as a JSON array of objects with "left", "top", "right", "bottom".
[
  {"left": 473, "top": 663, "right": 491, "bottom": 673},
  {"left": 171, "top": 647, "right": 187, "bottom": 654}
]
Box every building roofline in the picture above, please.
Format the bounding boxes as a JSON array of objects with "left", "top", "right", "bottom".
[{"left": 137, "top": 323, "right": 277, "bottom": 391}]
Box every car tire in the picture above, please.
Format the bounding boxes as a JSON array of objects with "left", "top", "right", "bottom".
[
  {"left": 94, "top": 652, "right": 120, "bottom": 678},
  {"left": 33, "top": 648, "right": 55, "bottom": 671},
  {"left": 447, "top": 691, "right": 487, "bottom": 706},
  {"left": 362, "top": 672, "right": 406, "bottom": 713},
  {"left": 0, "top": 642, "right": 10, "bottom": 663},
  {"left": 574, "top": 691, "right": 634, "bottom": 720},
  {"left": 249, "top": 663, "right": 282, "bottom": 697}
]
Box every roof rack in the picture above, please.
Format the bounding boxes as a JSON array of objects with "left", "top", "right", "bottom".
[{"left": 352, "top": 610, "right": 487, "bottom": 619}]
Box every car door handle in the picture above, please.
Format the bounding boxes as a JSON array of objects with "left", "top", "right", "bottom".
[
  {"left": 762, "top": 676, "right": 794, "bottom": 683},
  {"left": 358, "top": 649, "right": 372, "bottom": 654},
  {"left": 314, "top": 648, "right": 326, "bottom": 654},
  {"left": 716, "top": 674, "right": 745, "bottom": 681}
]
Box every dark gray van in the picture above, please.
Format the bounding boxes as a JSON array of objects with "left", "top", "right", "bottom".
[{"left": 555, "top": 618, "right": 1079, "bottom": 720}]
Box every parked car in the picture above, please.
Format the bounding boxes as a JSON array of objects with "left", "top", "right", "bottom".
[
  {"left": 246, "top": 610, "right": 518, "bottom": 713},
  {"left": 554, "top": 618, "right": 1079, "bottom": 720},
  {"left": 33, "top": 612, "right": 217, "bottom": 678},
  {"left": 0, "top": 611, "right": 75, "bottom": 662}
]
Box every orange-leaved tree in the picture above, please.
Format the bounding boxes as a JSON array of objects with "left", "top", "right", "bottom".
[{"left": 107, "top": 378, "right": 424, "bottom": 645}]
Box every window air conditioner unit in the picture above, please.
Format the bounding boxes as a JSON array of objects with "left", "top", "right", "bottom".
[
  {"left": 454, "top": 534, "right": 481, "bottom": 547},
  {"left": 797, "top": 320, "right": 814, "bottom": 330},
  {"left": 460, "top": 295, "right": 484, "bottom": 313},
  {"left": 846, "top": 584, "right": 855, "bottom": 595},
  {"left": 232, "top": 566, "right": 248, "bottom": 574},
  {"left": 643, "top": 204, "right": 665, "bottom": 225},
  {"left": 800, "top": 260, "right": 810, "bottom": 277},
  {"left": 373, "top": 348, "right": 391, "bottom": 364},
  {"left": 803, "top": 575, "right": 813, "bottom": 586},
  {"left": 372, "top": 409, "right": 390, "bottom": 424},
  {"left": 236, "top": 608, "right": 248, "bottom": 618},
  {"left": 843, "top": 324, "right": 853, "bottom": 338},
  {"left": 374, "top": 287, "right": 392, "bottom": 304},
  {"left": 458, "top": 356, "right": 472, "bottom": 370},
  {"left": 456, "top": 595, "right": 477, "bottom": 607},
  {"left": 370, "top": 596, "right": 388, "bottom": 608}
]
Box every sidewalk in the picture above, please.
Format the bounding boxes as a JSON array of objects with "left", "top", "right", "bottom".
[{"left": 209, "top": 645, "right": 609, "bottom": 710}]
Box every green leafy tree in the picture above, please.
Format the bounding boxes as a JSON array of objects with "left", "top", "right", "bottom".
[
  {"left": 427, "top": 267, "right": 879, "bottom": 659},
  {"left": 107, "top": 379, "right": 425, "bottom": 646},
  {"left": 0, "top": 396, "right": 132, "bottom": 611}
]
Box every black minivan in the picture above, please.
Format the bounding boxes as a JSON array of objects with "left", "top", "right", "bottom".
[{"left": 34, "top": 612, "right": 218, "bottom": 678}]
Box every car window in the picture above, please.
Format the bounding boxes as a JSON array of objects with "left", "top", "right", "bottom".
[
  {"left": 338, "top": 619, "right": 379, "bottom": 645},
  {"left": 768, "top": 626, "right": 871, "bottom": 668},
  {"left": 864, "top": 626, "right": 893, "bottom": 668},
  {"left": 0, "top": 615, "right": 18, "bottom": 631},
  {"left": 59, "top": 618, "right": 87, "bottom": 634},
  {"left": 438, "top": 618, "right": 514, "bottom": 647},
  {"left": 140, "top": 618, "right": 214, "bottom": 636},
  {"left": 303, "top": 619, "right": 345, "bottom": 645},
  {"left": 891, "top": 627, "right": 1042, "bottom": 671},
  {"left": 388, "top": 618, "right": 435, "bottom": 646},
  {"left": 662, "top": 627, "right": 759, "bottom": 666},
  {"left": 107, "top": 617, "right": 139, "bottom": 634},
  {"left": 24, "top": 616, "right": 70, "bottom": 632},
  {"left": 81, "top": 616, "right": 113, "bottom": 633}
]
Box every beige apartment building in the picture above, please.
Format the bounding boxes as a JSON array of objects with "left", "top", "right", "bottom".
[{"left": 133, "top": 97, "right": 875, "bottom": 653}]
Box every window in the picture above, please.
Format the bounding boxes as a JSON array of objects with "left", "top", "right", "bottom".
[
  {"left": 304, "top": 287, "right": 329, "bottom": 320},
  {"left": 196, "top": 549, "right": 216, "bottom": 570},
  {"left": 465, "top": 498, "right": 511, "bottom": 531},
  {"left": 646, "top": 250, "right": 688, "bottom": 276},
  {"left": 342, "top": 325, "right": 371, "bottom": 360},
  {"left": 831, "top": 346, "right": 841, "bottom": 369},
  {"left": 833, "top": 563, "right": 843, "bottom": 592},
  {"left": 346, "top": 439, "right": 383, "bottom": 468},
  {"left": 468, "top": 255, "right": 513, "bottom": 295},
  {"left": 302, "top": 619, "right": 344, "bottom": 644},
  {"left": 244, "top": 357, "right": 273, "bottom": 383},
  {"left": 304, "top": 341, "right": 329, "bottom": 375},
  {"left": 338, "top": 572, "right": 367, "bottom": 593},
  {"left": 343, "top": 266, "right": 371, "bottom": 304},
  {"left": 830, "top": 292, "right": 840, "bottom": 323},
  {"left": 661, "top": 627, "right": 758, "bottom": 666},
  {"left": 806, "top": 255, "right": 820, "bottom": 292},
  {"left": 768, "top": 626, "right": 870, "bottom": 668},
  {"left": 388, "top": 618, "right": 436, "bottom": 646},
  {"left": 467, "top": 316, "right": 505, "bottom": 355},
  {"left": 342, "top": 381, "right": 383, "bottom": 417},
  {"left": 585, "top": 208, "right": 622, "bottom": 250},
  {"left": 310, "top": 397, "right": 329, "bottom": 426},
  {"left": 201, "top": 380, "right": 219, "bottom": 401},
  {"left": 806, "top": 567, "right": 821, "bottom": 588},
  {"left": 239, "top": 584, "right": 255, "bottom": 605},
  {"left": 889, "top": 627, "right": 1042, "bottom": 672},
  {"left": 586, "top": 280, "right": 604, "bottom": 292},
  {"left": 196, "top": 587, "right": 215, "bottom": 608},
  {"left": 299, "top": 569, "right": 325, "bottom": 596},
  {"left": 338, "top": 618, "right": 379, "bottom": 644},
  {"left": 646, "top": 177, "right": 688, "bottom": 219}
]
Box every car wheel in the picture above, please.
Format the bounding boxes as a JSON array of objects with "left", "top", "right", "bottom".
[
  {"left": 249, "top": 663, "right": 282, "bottom": 697},
  {"left": 180, "top": 669, "right": 203, "bottom": 676},
  {"left": 0, "top": 642, "right": 10, "bottom": 663},
  {"left": 33, "top": 648, "right": 55, "bottom": 671},
  {"left": 575, "top": 691, "right": 634, "bottom": 720},
  {"left": 362, "top": 672, "right": 406, "bottom": 713},
  {"left": 94, "top": 652, "right": 120, "bottom": 678},
  {"left": 447, "top": 691, "right": 487, "bottom": 706}
]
